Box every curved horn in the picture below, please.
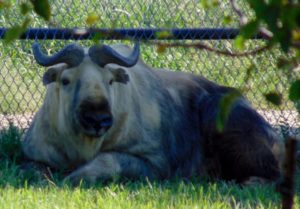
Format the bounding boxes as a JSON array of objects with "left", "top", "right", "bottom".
[
  {"left": 88, "top": 42, "right": 140, "bottom": 67},
  {"left": 32, "top": 42, "right": 85, "bottom": 67}
]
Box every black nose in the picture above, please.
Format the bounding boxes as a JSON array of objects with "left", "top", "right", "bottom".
[{"left": 78, "top": 99, "right": 113, "bottom": 133}]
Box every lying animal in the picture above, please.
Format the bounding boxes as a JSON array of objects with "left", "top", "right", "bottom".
[{"left": 22, "top": 42, "right": 282, "bottom": 185}]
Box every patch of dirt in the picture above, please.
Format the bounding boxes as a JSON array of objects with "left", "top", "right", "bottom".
[{"left": 0, "top": 113, "right": 34, "bottom": 130}]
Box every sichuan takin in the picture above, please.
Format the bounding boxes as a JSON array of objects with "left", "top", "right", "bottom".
[{"left": 22, "top": 42, "right": 282, "bottom": 185}]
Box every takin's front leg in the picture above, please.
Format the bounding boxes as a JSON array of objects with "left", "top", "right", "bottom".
[{"left": 64, "top": 152, "right": 157, "bottom": 185}]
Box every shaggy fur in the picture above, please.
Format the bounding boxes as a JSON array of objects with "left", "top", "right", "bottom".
[{"left": 22, "top": 44, "right": 282, "bottom": 185}]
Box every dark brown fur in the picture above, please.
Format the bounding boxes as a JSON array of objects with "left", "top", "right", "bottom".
[{"left": 22, "top": 44, "right": 282, "bottom": 185}]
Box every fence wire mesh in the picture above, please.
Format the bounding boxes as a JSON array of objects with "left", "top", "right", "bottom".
[{"left": 0, "top": 1, "right": 299, "bottom": 138}]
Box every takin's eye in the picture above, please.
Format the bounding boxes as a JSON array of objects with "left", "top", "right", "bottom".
[{"left": 61, "top": 78, "right": 70, "bottom": 86}]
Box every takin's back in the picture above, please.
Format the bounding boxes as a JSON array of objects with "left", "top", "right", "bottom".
[{"left": 150, "top": 67, "right": 282, "bottom": 181}]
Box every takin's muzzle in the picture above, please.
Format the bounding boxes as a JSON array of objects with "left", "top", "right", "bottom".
[{"left": 77, "top": 99, "right": 113, "bottom": 138}]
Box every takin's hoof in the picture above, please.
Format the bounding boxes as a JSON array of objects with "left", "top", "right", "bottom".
[
  {"left": 63, "top": 171, "right": 98, "bottom": 187},
  {"left": 19, "top": 161, "right": 54, "bottom": 182}
]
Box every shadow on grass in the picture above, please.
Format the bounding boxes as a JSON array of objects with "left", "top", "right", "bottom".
[{"left": 0, "top": 124, "right": 299, "bottom": 208}]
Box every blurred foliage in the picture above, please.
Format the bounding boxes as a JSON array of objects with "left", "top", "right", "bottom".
[
  {"left": 235, "top": 0, "right": 300, "bottom": 109},
  {"left": 216, "top": 90, "right": 242, "bottom": 132},
  {"left": 264, "top": 92, "right": 283, "bottom": 106},
  {"left": 200, "top": 0, "right": 300, "bottom": 129},
  {"left": 1, "top": 1, "right": 50, "bottom": 43},
  {"left": 289, "top": 79, "right": 300, "bottom": 102},
  {"left": 246, "top": 0, "right": 299, "bottom": 53},
  {"left": 86, "top": 13, "right": 100, "bottom": 26},
  {"left": 30, "top": 0, "right": 51, "bottom": 21}
]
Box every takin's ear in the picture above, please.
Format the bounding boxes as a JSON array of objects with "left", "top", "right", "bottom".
[
  {"left": 42, "top": 63, "right": 68, "bottom": 85},
  {"left": 110, "top": 67, "right": 130, "bottom": 84}
]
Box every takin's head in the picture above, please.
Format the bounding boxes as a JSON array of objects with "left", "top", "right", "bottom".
[{"left": 33, "top": 42, "right": 139, "bottom": 138}]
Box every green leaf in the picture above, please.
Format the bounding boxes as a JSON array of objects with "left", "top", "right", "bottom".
[
  {"left": 292, "top": 30, "right": 300, "bottom": 42},
  {"left": 0, "top": 1, "right": 11, "bottom": 10},
  {"left": 91, "top": 32, "right": 106, "bottom": 44},
  {"left": 277, "top": 57, "right": 289, "bottom": 68},
  {"left": 244, "top": 64, "right": 255, "bottom": 84},
  {"left": 200, "top": 0, "right": 218, "bottom": 9},
  {"left": 247, "top": 0, "right": 268, "bottom": 20},
  {"left": 216, "top": 91, "right": 242, "bottom": 132},
  {"left": 269, "top": 0, "right": 283, "bottom": 7},
  {"left": 211, "top": 0, "right": 219, "bottom": 7},
  {"left": 240, "top": 20, "right": 259, "bottom": 39},
  {"left": 264, "top": 92, "right": 282, "bottom": 106},
  {"left": 155, "top": 31, "right": 173, "bottom": 39},
  {"left": 277, "top": 27, "right": 291, "bottom": 53},
  {"left": 289, "top": 80, "right": 300, "bottom": 102},
  {"left": 200, "top": 0, "right": 209, "bottom": 9},
  {"left": 234, "top": 35, "right": 245, "bottom": 50},
  {"left": 86, "top": 14, "right": 100, "bottom": 26},
  {"left": 296, "top": 50, "right": 300, "bottom": 58},
  {"left": 4, "top": 17, "right": 31, "bottom": 44},
  {"left": 223, "top": 15, "right": 232, "bottom": 25},
  {"left": 157, "top": 45, "right": 167, "bottom": 53},
  {"left": 20, "top": 3, "right": 31, "bottom": 15},
  {"left": 30, "top": 0, "right": 51, "bottom": 21},
  {"left": 4, "top": 26, "right": 24, "bottom": 43}
]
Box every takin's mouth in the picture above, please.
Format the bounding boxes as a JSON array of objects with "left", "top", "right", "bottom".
[
  {"left": 82, "top": 127, "right": 110, "bottom": 138},
  {"left": 77, "top": 112, "right": 113, "bottom": 138}
]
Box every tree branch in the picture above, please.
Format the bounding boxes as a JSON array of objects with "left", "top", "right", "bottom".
[
  {"left": 292, "top": 41, "right": 300, "bottom": 49},
  {"left": 148, "top": 41, "right": 271, "bottom": 57},
  {"left": 276, "top": 137, "right": 298, "bottom": 209}
]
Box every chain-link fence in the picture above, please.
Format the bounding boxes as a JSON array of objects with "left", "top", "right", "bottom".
[{"left": 0, "top": 1, "right": 299, "bottom": 138}]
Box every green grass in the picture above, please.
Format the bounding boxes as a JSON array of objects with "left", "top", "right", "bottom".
[
  {"left": 0, "top": 125, "right": 299, "bottom": 209},
  {"left": 0, "top": 180, "right": 295, "bottom": 209}
]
